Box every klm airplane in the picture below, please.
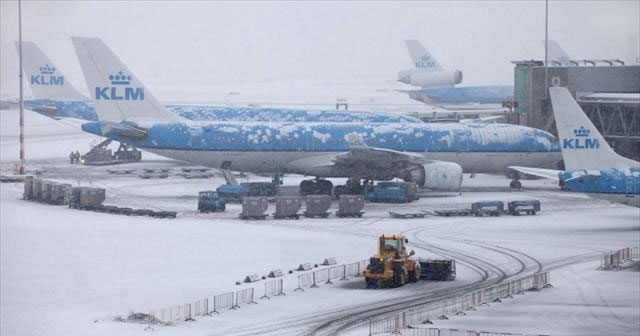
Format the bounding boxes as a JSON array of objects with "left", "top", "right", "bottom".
[
  {"left": 72, "top": 37, "right": 561, "bottom": 194},
  {"left": 398, "top": 40, "right": 514, "bottom": 105},
  {"left": 509, "top": 87, "right": 640, "bottom": 207},
  {"left": 15, "top": 41, "right": 418, "bottom": 124}
]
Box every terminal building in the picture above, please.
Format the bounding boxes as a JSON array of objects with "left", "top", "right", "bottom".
[{"left": 511, "top": 61, "right": 640, "bottom": 161}]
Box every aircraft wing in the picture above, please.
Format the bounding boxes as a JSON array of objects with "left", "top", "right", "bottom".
[
  {"left": 286, "top": 145, "right": 428, "bottom": 179},
  {"left": 333, "top": 146, "right": 425, "bottom": 166},
  {"left": 508, "top": 166, "right": 561, "bottom": 181}
]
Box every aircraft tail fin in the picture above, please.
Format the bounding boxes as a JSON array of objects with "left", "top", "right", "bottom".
[
  {"left": 405, "top": 40, "right": 443, "bottom": 72},
  {"left": 549, "top": 87, "right": 639, "bottom": 170},
  {"left": 546, "top": 40, "right": 573, "bottom": 66},
  {"left": 15, "top": 41, "right": 87, "bottom": 100},
  {"left": 71, "top": 37, "right": 181, "bottom": 122}
]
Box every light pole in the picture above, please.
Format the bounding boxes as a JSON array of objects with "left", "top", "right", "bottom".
[
  {"left": 544, "top": 0, "right": 549, "bottom": 99},
  {"left": 18, "top": 0, "right": 25, "bottom": 175}
]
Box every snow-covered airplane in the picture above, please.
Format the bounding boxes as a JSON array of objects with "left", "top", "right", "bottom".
[
  {"left": 509, "top": 87, "right": 639, "bottom": 207},
  {"left": 398, "top": 40, "right": 514, "bottom": 105},
  {"left": 72, "top": 37, "right": 561, "bottom": 194},
  {"left": 13, "top": 41, "right": 418, "bottom": 124}
]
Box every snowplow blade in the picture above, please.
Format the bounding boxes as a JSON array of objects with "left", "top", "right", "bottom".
[{"left": 418, "top": 259, "right": 456, "bottom": 281}]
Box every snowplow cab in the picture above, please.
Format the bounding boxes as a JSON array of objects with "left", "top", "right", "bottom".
[{"left": 363, "top": 234, "right": 421, "bottom": 288}]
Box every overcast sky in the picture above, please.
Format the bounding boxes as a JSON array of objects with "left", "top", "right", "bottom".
[{"left": 1, "top": 0, "right": 638, "bottom": 97}]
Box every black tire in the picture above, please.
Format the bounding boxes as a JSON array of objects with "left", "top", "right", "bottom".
[
  {"left": 317, "top": 180, "right": 333, "bottom": 195},
  {"left": 393, "top": 266, "right": 407, "bottom": 287},
  {"left": 509, "top": 180, "right": 522, "bottom": 190},
  {"left": 300, "top": 180, "right": 314, "bottom": 195},
  {"left": 409, "top": 263, "right": 421, "bottom": 283}
]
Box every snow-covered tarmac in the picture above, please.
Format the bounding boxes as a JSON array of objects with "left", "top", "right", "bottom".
[{"left": 1, "top": 108, "right": 639, "bottom": 336}]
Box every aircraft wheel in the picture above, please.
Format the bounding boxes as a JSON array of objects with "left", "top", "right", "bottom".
[
  {"left": 317, "top": 180, "right": 333, "bottom": 195},
  {"left": 300, "top": 180, "right": 314, "bottom": 195},
  {"left": 509, "top": 180, "right": 522, "bottom": 190}
]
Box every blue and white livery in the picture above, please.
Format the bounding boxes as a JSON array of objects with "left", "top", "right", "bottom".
[
  {"left": 397, "top": 40, "right": 514, "bottom": 105},
  {"left": 15, "top": 41, "right": 418, "bottom": 124},
  {"left": 509, "top": 87, "right": 640, "bottom": 207},
  {"left": 73, "top": 37, "right": 561, "bottom": 193}
]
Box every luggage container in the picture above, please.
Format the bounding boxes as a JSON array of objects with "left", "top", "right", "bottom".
[
  {"left": 32, "top": 179, "right": 43, "bottom": 201},
  {"left": 507, "top": 200, "right": 540, "bottom": 215},
  {"left": 336, "top": 195, "right": 365, "bottom": 218},
  {"left": 471, "top": 200, "right": 504, "bottom": 217},
  {"left": 240, "top": 197, "right": 269, "bottom": 220},
  {"left": 40, "top": 181, "right": 54, "bottom": 203},
  {"left": 23, "top": 176, "right": 34, "bottom": 200},
  {"left": 273, "top": 197, "right": 302, "bottom": 219},
  {"left": 80, "top": 187, "right": 106, "bottom": 209},
  {"left": 50, "top": 183, "right": 71, "bottom": 205},
  {"left": 304, "top": 195, "right": 331, "bottom": 218}
]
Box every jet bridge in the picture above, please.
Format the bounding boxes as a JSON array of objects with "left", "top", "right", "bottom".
[{"left": 512, "top": 61, "right": 640, "bottom": 161}]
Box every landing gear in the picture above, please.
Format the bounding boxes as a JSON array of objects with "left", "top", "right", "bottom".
[
  {"left": 333, "top": 178, "right": 363, "bottom": 198},
  {"left": 299, "top": 178, "right": 333, "bottom": 196},
  {"left": 509, "top": 179, "right": 522, "bottom": 190}
]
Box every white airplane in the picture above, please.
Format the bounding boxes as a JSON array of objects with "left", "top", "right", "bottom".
[
  {"left": 71, "top": 37, "right": 561, "bottom": 195},
  {"left": 509, "top": 87, "right": 639, "bottom": 207}
]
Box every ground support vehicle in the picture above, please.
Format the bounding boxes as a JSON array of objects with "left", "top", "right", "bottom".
[
  {"left": 363, "top": 234, "right": 421, "bottom": 288},
  {"left": 240, "top": 197, "right": 269, "bottom": 220},
  {"left": 471, "top": 201, "right": 504, "bottom": 216},
  {"left": 81, "top": 139, "right": 141, "bottom": 166},
  {"left": 198, "top": 191, "right": 226, "bottom": 213},
  {"left": 363, "top": 182, "right": 418, "bottom": 203},
  {"left": 336, "top": 195, "right": 365, "bottom": 218},
  {"left": 303, "top": 195, "right": 331, "bottom": 218},
  {"left": 507, "top": 200, "right": 540, "bottom": 215},
  {"left": 216, "top": 184, "right": 246, "bottom": 203}
]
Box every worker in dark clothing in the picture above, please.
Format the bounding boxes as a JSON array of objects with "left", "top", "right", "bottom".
[
  {"left": 74, "top": 150, "right": 81, "bottom": 164},
  {"left": 69, "top": 151, "right": 75, "bottom": 164}
]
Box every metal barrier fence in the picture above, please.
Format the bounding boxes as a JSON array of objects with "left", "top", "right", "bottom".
[
  {"left": 599, "top": 246, "right": 638, "bottom": 270},
  {"left": 213, "top": 291, "right": 234, "bottom": 313},
  {"left": 368, "top": 272, "right": 552, "bottom": 335},
  {"left": 232, "top": 288, "right": 257, "bottom": 309},
  {"left": 133, "top": 258, "right": 368, "bottom": 326},
  {"left": 397, "top": 328, "right": 547, "bottom": 336},
  {"left": 296, "top": 259, "right": 368, "bottom": 291},
  {"left": 261, "top": 278, "right": 285, "bottom": 299}
]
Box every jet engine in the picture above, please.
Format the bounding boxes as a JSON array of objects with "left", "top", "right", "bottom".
[
  {"left": 402, "top": 162, "right": 463, "bottom": 191},
  {"left": 398, "top": 70, "right": 463, "bottom": 88}
]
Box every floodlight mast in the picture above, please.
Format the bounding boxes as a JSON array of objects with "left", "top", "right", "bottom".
[{"left": 18, "top": 0, "right": 25, "bottom": 175}]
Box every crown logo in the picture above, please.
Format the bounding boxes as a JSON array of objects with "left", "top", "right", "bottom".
[
  {"left": 109, "top": 71, "right": 132, "bottom": 85},
  {"left": 39, "top": 64, "right": 55, "bottom": 75},
  {"left": 573, "top": 126, "right": 590, "bottom": 137}
]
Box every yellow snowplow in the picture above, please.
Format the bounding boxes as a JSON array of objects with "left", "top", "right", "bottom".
[{"left": 363, "top": 234, "right": 421, "bottom": 288}]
